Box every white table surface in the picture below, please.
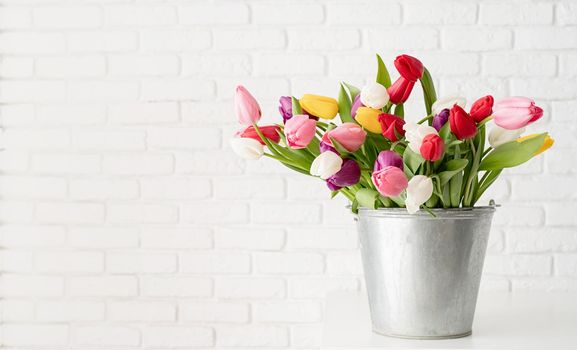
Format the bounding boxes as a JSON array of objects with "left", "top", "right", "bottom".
[{"left": 322, "top": 291, "right": 577, "bottom": 350}]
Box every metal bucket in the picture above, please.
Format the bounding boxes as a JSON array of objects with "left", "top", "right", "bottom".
[{"left": 355, "top": 207, "right": 495, "bottom": 339}]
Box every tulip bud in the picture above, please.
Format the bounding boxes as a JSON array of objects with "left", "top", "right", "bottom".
[
  {"left": 235, "top": 125, "right": 281, "bottom": 145},
  {"left": 319, "top": 140, "right": 338, "bottom": 154},
  {"left": 405, "top": 175, "right": 433, "bottom": 214},
  {"left": 374, "top": 150, "right": 403, "bottom": 172},
  {"left": 360, "top": 82, "right": 390, "bottom": 109},
  {"left": 432, "top": 96, "right": 466, "bottom": 115},
  {"left": 394, "top": 54, "right": 424, "bottom": 82},
  {"left": 488, "top": 125, "right": 525, "bottom": 148},
  {"left": 469, "top": 95, "right": 494, "bottom": 123},
  {"left": 350, "top": 95, "right": 363, "bottom": 118},
  {"left": 230, "top": 137, "right": 264, "bottom": 160},
  {"left": 235, "top": 85, "right": 262, "bottom": 125},
  {"left": 387, "top": 77, "right": 415, "bottom": 104},
  {"left": 355, "top": 107, "right": 382, "bottom": 134},
  {"left": 403, "top": 122, "right": 438, "bottom": 154},
  {"left": 516, "top": 133, "right": 554, "bottom": 156},
  {"left": 378, "top": 113, "right": 405, "bottom": 142},
  {"left": 432, "top": 108, "right": 450, "bottom": 131},
  {"left": 278, "top": 96, "right": 293, "bottom": 123},
  {"left": 322, "top": 123, "right": 367, "bottom": 153},
  {"left": 420, "top": 134, "right": 444, "bottom": 161},
  {"left": 493, "top": 96, "right": 543, "bottom": 130},
  {"left": 326, "top": 159, "right": 361, "bottom": 190},
  {"left": 449, "top": 104, "right": 477, "bottom": 140},
  {"left": 310, "top": 151, "right": 343, "bottom": 180},
  {"left": 299, "top": 94, "right": 339, "bottom": 120},
  {"left": 284, "top": 115, "right": 317, "bottom": 149},
  {"left": 372, "top": 166, "right": 409, "bottom": 197}
]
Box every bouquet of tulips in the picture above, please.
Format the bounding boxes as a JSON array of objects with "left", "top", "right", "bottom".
[{"left": 231, "top": 54, "right": 553, "bottom": 214}]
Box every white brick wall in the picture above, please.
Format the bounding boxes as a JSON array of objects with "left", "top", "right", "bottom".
[{"left": 0, "top": 0, "right": 576, "bottom": 348}]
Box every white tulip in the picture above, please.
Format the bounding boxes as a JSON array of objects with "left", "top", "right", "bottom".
[
  {"left": 230, "top": 138, "right": 264, "bottom": 160},
  {"left": 406, "top": 175, "right": 434, "bottom": 214},
  {"left": 360, "top": 82, "right": 390, "bottom": 109},
  {"left": 403, "top": 123, "right": 438, "bottom": 154},
  {"left": 431, "top": 96, "right": 466, "bottom": 115},
  {"left": 310, "top": 151, "right": 343, "bottom": 179},
  {"left": 488, "top": 125, "right": 525, "bottom": 148}
]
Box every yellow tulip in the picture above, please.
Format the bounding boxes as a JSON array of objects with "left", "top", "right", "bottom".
[
  {"left": 355, "top": 107, "right": 382, "bottom": 133},
  {"left": 299, "top": 94, "right": 338, "bottom": 120},
  {"left": 517, "top": 133, "right": 554, "bottom": 156}
]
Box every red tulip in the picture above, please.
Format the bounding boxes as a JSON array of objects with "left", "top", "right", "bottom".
[
  {"left": 236, "top": 125, "right": 281, "bottom": 145},
  {"left": 378, "top": 113, "right": 405, "bottom": 142},
  {"left": 394, "top": 55, "right": 424, "bottom": 82},
  {"left": 449, "top": 105, "right": 477, "bottom": 140},
  {"left": 420, "top": 134, "right": 444, "bottom": 161},
  {"left": 387, "top": 77, "right": 415, "bottom": 104},
  {"left": 469, "top": 95, "right": 494, "bottom": 123}
]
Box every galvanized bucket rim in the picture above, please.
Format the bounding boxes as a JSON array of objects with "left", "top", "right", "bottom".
[{"left": 355, "top": 206, "right": 496, "bottom": 219}]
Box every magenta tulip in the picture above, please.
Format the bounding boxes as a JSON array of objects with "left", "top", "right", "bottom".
[
  {"left": 374, "top": 151, "right": 403, "bottom": 172},
  {"left": 351, "top": 95, "right": 363, "bottom": 118},
  {"left": 493, "top": 97, "right": 543, "bottom": 130},
  {"left": 326, "top": 159, "right": 361, "bottom": 190},
  {"left": 235, "top": 85, "right": 261, "bottom": 125},
  {"left": 372, "top": 166, "right": 409, "bottom": 197},
  {"left": 285, "top": 115, "right": 317, "bottom": 149},
  {"left": 432, "top": 108, "right": 450, "bottom": 131},
  {"left": 322, "top": 122, "right": 367, "bottom": 152}
]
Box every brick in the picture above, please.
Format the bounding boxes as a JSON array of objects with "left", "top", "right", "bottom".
[
  {"left": 217, "top": 77, "right": 290, "bottom": 100},
  {"left": 32, "top": 153, "right": 100, "bottom": 174},
  {"left": 0, "top": 104, "right": 34, "bottom": 126},
  {"left": 287, "top": 176, "right": 332, "bottom": 200},
  {"left": 0, "top": 175, "right": 67, "bottom": 198},
  {"left": 181, "top": 202, "right": 249, "bottom": 224},
  {"left": 511, "top": 78, "right": 577, "bottom": 100},
  {"left": 180, "top": 301, "right": 249, "bottom": 323},
  {"left": 488, "top": 229, "right": 505, "bottom": 254},
  {"left": 36, "top": 104, "right": 106, "bottom": 125},
  {"left": 0, "top": 201, "right": 34, "bottom": 223},
  {"left": 442, "top": 28, "right": 512, "bottom": 50},
  {"left": 406, "top": 2, "right": 477, "bottom": 24},
  {"left": 255, "top": 252, "right": 324, "bottom": 274},
  {"left": 68, "top": 276, "right": 137, "bottom": 297},
  {"left": 36, "top": 202, "right": 105, "bottom": 224},
  {"left": 176, "top": 150, "right": 245, "bottom": 175},
  {"left": 72, "top": 130, "right": 145, "bottom": 150},
  {"left": 109, "top": 54, "right": 180, "bottom": 76},
  {"left": 216, "top": 278, "right": 286, "bottom": 299},
  {"left": 36, "top": 251, "right": 104, "bottom": 273},
  {"left": 213, "top": 29, "right": 286, "bottom": 50},
  {"left": 104, "top": 5, "right": 176, "bottom": 26},
  {"left": 68, "top": 227, "right": 139, "bottom": 248},
  {"left": 2, "top": 274, "right": 63, "bottom": 297},
  {"left": 287, "top": 227, "right": 358, "bottom": 250},
  {"left": 75, "top": 326, "right": 140, "bottom": 346},
  {"left": 108, "top": 301, "right": 175, "bottom": 322},
  {"left": 493, "top": 205, "right": 544, "bottom": 227},
  {"left": 512, "top": 176, "right": 577, "bottom": 200},
  {"left": 0, "top": 7, "right": 31, "bottom": 29},
  {"left": 69, "top": 81, "right": 139, "bottom": 102},
  {"left": 103, "top": 154, "right": 173, "bottom": 175},
  {"left": 0, "top": 56, "right": 34, "bottom": 78},
  {"left": 508, "top": 228, "right": 577, "bottom": 253},
  {"left": 180, "top": 253, "right": 251, "bottom": 274},
  {"left": 3, "top": 129, "right": 69, "bottom": 150},
  {"left": 36, "top": 301, "right": 105, "bottom": 322},
  {"left": 0, "top": 151, "right": 29, "bottom": 172},
  {"left": 1, "top": 225, "right": 66, "bottom": 247},
  {"left": 327, "top": 252, "right": 363, "bottom": 275},
  {"left": 482, "top": 53, "right": 556, "bottom": 77},
  {"left": 107, "top": 203, "right": 177, "bottom": 224},
  {"left": 251, "top": 202, "right": 322, "bottom": 224},
  {"left": 288, "top": 29, "right": 360, "bottom": 50},
  {"left": 179, "top": 3, "right": 249, "bottom": 24},
  {"left": 546, "top": 202, "right": 577, "bottom": 226},
  {"left": 140, "top": 29, "right": 211, "bottom": 51},
  {"left": 252, "top": 2, "right": 323, "bottom": 24},
  {"left": 559, "top": 53, "right": 577, "bottom": 77},
  {"left": 1, "top": 300, "right": 35, "bottom": 322},
  {"left": 516, "top": 27, "right": 577, "bottom": 49},
  {"left": 140, "top": 177, "right": 211, "bottom": 200},
  {"left": 557, "top": 3, "right": 577, "bottom": 25},
  {"left": 484, "top": 255, "right": 552, "bottom": 276},
  {"left": 70, "top": 178, "right": 139, "bottom": 200},
  {"left": 327, "top": 2, "right": 400, "bottom": 24},
  {"left": 368, "top": 28, "right": 439, "bottom": 50},
  {"left": 555, "top": 255, "right": 577, "bottom": 276},
  {"left": 2, "top": 325, "right": 68, "bottom": 346},
  {"left": 547, "top": 150, "right": 577, "bottom": 174},
  {"left": 254, "top": 301, "right": 322, "bottom": 323},
  {"left": 290, "top": 277, "right": 359, "bottom": 298},
  {"left": 140, "top": 276, "right": 213, "bottom": 297},
  {"left": 216, "top": 325, "right": 288, "bottom": 347},
  {"left": 68, "top": 30, "right": 138, "bottom": 52},
  {"left": 148, "top": 127, "right": 220, "bottom": 149},
  {"left": 107, "top": 252, "right": 177, "bottom": 273},
  {"left": 0, "top": 32, "right": 65, "bottom": 54},
  {"left": 254, "top": 54, "right": 325, "bottom": 76},
  {"left": 512, "top": 278, "right": 577, "bottom": 291},
  {"left": 480, "top": 3, "right": 553, "bottom": 25},
  {"left": 215, "top": 227, "right": 285, "bottom": 251},
  {"left": 480, "top": 277, "right": 511, "bottom": 292},
  {"left": 182, "top": 54, "right": 251, "bottom": 76},
  {"left": 2, "top": 251, "right": 33, "bottom": 272},
  {"left": 291, "top": 324, "right": 323, "bottom": 348},
  {"left": 141, "top": 227, "right": 213, "bottom": 249},
  {"left": 141, "top": 79, "right": 214, "bottom": 101},
  {"left": 417, "top": 52, "right": 481, "bottom": 76},
  {"left": 33, "top": 6, "right": 101, "bottom": 28},
  {"left": 143, "top": 326, "right": 214, "bottom": 348},
  {"left": 109, "top": 102, "right": 180, "bottom": 124},
  {"left": 214, "top": 177, "right": 285, "bottom": 200},
  {"left": 0, "top": 81, "right": 66, "bottom": 103}
]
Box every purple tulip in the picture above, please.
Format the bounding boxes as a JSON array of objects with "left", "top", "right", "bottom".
[
  {"left": 279, "top": 96, "right": 293, "bottom": 124},
  {"left": 432, "top": 108, "right": 450, "bottom": 131},
  {"left": 319, "top": 140, "right": 338, "bottom": 154},
  {"left": 351, "top": 95, "right": 363, "bottom": 118},
  {"left": 326, "top": 159, "right": 361, "bottom": 190},
  {"left": 374, "top": 151, "right": 403, "bottom": 172}
]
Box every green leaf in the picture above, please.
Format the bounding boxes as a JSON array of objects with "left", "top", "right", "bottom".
[
  {"left": 343, "top": 82, "right": 361, "bottom": 101},
  {"left": 330, "top": 190, "right": 339, "bottom": 199},
  {"left": 479, "top": 133, "right": 547, "bottom": 171},
  {"left": 419, "top": 67, "right": 437, "bottom": 116},
  {"left": 449, "top": 172, "right": 463, "bottom": 207},
  {"left": 376, "top": 54, "right": 391, "bottom": 88},
  {"left": 403, "top": 148, "right": 425, "bottom": 176},
  {"left": 393, "top": 104, "right": 404, "bottom": 118},
  {"left": 439, "top": 122, "right": 451, "bottom": 142},
  {"left": 355, "top": 188, "right": 380, "bottom": 209},
  {"left": 351, "top": 198, "right": 359, "bottom": 214},
  {"left": 437, "top": 158, "right": 468, "bottom": 185},
  {"left": 292, "top": 96, "right": 302, "bottom": 114},
  {"left": 338, "top": 83, "right": 354, "bottom": 123}
]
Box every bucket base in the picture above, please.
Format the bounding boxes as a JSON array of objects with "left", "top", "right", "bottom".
[{"left": 372, "top": 328, "right": 472, "bottom": 340}]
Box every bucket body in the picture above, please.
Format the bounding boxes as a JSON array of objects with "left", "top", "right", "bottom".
[{"left": 355, "top": 207, "right": 495, "bottom": 339}]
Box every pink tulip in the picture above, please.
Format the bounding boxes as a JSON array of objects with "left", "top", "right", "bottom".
[
  {"left": 235, "top": 85, "right": 261, "bottom": 125},
  {"left": 285, "top": 114, "right": 317, "bottom": 149},
  {"left": 493, "top": 97, "right": 543, "bottom": 130},
  {"left": 322, "top": 122, "right": 367, "bottom": 152},
  {"left": 372, "top": 166, "right": 409, "bottom": 197}
]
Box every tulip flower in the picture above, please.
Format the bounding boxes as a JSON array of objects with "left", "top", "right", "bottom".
[
  {"left": 285, "top": 114, "right": 317, "bottom": 149},
  {"left": 230, "top": 137, "right": 264, "bottom": 160},
  {"left": 420, "top": 134, "right": 444, "bottom": 161},
  {"left": 517, "top": 134, "right": 554, "bottom": 156},
  {"left": 310, "top": 151, "right": 343, "bottom": 179},
  {"left": 319, "top": 140, "right": 338, "bottom": 154},
  {"left": 449, "top": 104, "right": 477, "bottom": 140},
  {"left": 278, "top": 96, "right": 293, "bottom": 123},
  {"left": 432, "top": 108, "right": 450, "bottom": 131},
  {"left": 493, "top": 97, "right": 543, "bottom": 130},
  {"left": 394, "top": 54, "right": 424, "bottom": 82},
  {"left": 405, "top": 175, "right": 434, "bottom": 214},
  {"left": 403, "top": 122, "right": 438, "bottom": 154},
  {"left": 235, "top": 125, "right": 281, "bottom": 145},
  {"left": 378, "top": 113, "right": 405, "bottom": 142},
  {"left": 488, "top": 126, "right": 525, "bottom": 148},
  {"left": 326, "top": 159, "right": 361, "bottom": 190},
  {"left": 355, "top": 107, "right": 382, "bottom": 133},
  {"left": 235, "top": 85, "right": 262, "bottom": 125},
  {"left": 351, "top": 95, "right": 363, "bottom": 118},
  {"left": 299, "top": 94, "right": 339, "bottom": 120},
  {"left": 372, "top": 166, "right": 409, "bottom": 197},
  {"left": 360, "top": 82, "right": 390, "bottom": 109},
  {"left": 432, "top": 96, "right": 466, "bottom": 115},
  {"left": 469, "top": 95, "right": 494, "bottom": 123},
  {"left": 322, "top": 123, "right": 367, "bottom": 152},
  {"left": 374, "top": 150, "right": 403, "bottom": 171},
  {"left": 387, "top": 77, "right": 415, "bottom": 104}
]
